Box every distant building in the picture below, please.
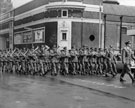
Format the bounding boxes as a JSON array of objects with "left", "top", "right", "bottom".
[
  {"left": 0, "top": 0, "right": 13, "bottom": 13},
  {"left": 103, "top": 0, "right": 135, "bottom": 50},
  {"left": 0, "top": 0, "right": 135, "bottom": 50}
]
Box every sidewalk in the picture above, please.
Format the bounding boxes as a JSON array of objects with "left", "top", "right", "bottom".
[{"left": 46, "top": 74, "right": 135, "bottom": 102}]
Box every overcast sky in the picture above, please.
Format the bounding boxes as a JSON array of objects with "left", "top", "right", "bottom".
[{"left": 11, "top": 0, "right": 135, "bottom": 8}]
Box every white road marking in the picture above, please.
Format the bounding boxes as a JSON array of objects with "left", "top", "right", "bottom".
[
  {"left": 78, "top": 80, "right": 125, "bottom": 89},
  {"left": 16, "top": 101, "right": 21, "bottom": 103}
]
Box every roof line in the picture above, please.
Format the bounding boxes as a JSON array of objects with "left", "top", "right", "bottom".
[
  {"left": 103, "top": 13, "right": 135, "bottom": 17},
  {"left": 106, "top": 20, "right": 135, "bottom": 24}
]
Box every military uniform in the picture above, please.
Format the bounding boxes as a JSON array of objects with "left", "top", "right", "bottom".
[
  {"left": 70, "top": 47, "right": 78, "bottom": 75},
  {"left": 120, "top": 41, "right": 135, "bottom": 83},
  {"left": 60, "top": 47, "right": 69, "bottom": 75},
  {"left": 106, "top": 46, "right": 117, "bottom": 77}
]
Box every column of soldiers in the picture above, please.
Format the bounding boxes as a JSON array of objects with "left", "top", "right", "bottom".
[{"left": 0, "top": 45, "right": 118, "bottom": 78}]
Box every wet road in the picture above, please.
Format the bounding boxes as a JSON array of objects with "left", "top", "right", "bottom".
[{"left": 0, "top": 74, "right": 134, "bottom": 108}]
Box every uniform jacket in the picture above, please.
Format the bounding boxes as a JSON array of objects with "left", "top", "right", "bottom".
[{"left": 122, "top": 47, "right": 135, "bottom": 65}]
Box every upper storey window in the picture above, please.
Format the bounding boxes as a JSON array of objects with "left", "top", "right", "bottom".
[{"left": 62, "top": 10, "right": 68, "bottom": 18}]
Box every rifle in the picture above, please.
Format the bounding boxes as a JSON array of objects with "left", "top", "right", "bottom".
[{"left": 10, "top": 48, "right": 17, "bottom": 56}]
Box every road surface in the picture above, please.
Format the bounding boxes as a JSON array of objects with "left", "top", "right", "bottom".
[{"left": 0, "top": 74, "right": 134, "bottom": 108}]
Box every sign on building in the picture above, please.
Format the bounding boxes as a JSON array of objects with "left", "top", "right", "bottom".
[
  {"left": 127, "top": 29, "right": 135, "bottom": 36},
  {"left": 33, "top": 28, "right": 45, "bottom": 43},
  {"left": 14, "top": 33, "right": 23, "bottom": 44},
  {"left": 23, "top": 31, "right": 33, "bottom": 43}
]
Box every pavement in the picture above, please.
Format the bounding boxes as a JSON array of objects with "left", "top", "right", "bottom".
[{"left": 46, "top": 74, "right": 135, "bottom": 102}]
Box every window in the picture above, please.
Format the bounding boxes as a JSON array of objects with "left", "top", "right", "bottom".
[
  {"left": 122, "top": 27, "right": 127, "bottom": 34},
  {"left": 62, "top": 32, "right": 67, "bottom": 40},
  {"left": 72, "top": 9, "right": 82, "bottom": 18},
  {"left": 62, "top": 10, "right": 68, "bottom": 17},
  {"left": 89, "top": 35, "right": 95, "bottom": 41}
]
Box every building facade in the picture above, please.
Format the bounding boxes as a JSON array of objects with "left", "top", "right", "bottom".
[
  {"left": 0, "top": 0, "right": 135, "bottom": 50},
  {"left": 0, "top": 0, "right": 103, "bottom": 50}
]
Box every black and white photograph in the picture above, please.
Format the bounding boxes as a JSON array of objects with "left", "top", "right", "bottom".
[{"left": 0, "top": 0, "right": 135, "bottom": 108}]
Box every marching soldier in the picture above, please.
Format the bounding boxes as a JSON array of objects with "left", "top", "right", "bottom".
[
  {"left": 83, "top": 46, "right": 89, "bottom": 75},
  {"left": 87, "top": 47, "right": 94, "bottom": 75},
  {"left": 70, "top": 46, "right": 78, "bottom": 75},
  {"left": 78, "top": 47, "right": 85, "bottom": 75},
  {"left": 120, "top": 41, "right": 135, "bottom": 83},
  {"left": 92, "top": 48, "right": 98, "bottom": 75},
  {"left": 50, "top": 45, "right": 59, "bottom": 76},
  {"left": 106, "top": 45, "right": 117, "bottom": 77},
  {"left": 60, "top": 47, "right": 69, "bottom": 75},
  {"left": 97, "top": 48, "right": 103, "bottom": 75},
  {"left": 42, "top": 45, "right": 50, "bottom": 75}
]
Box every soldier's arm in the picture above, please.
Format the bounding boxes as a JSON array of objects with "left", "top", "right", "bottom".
[
  {"left": 113, "top": 54, "right": 117, "bottom": 64},
  {"left": 122, "top": 49, "right": 125, "bottom": 64},
  {"left": 105, "top": 51, "right": 110, "bottom": 60},
  {"left": 131, "top": 51, "right": 135, "bottom": 60}
]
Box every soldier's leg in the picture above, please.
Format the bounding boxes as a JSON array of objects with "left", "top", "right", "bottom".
[
  {"left": 98, "top": 63, "right": 102, "bottom": 75},
  {"left": 0, "top": 62, "right": 1, "bottom": 74},
  {"left": 85, "top": 62, "right": 89, "bottom": 75},
  {"left": 75, "top": 62, "right": 79, "bottom": 74},
  {"left": 107, "top": 61, "right": 112, "bottom": 74},
  {"left": 79, "top": 62, "right": 83, "bottom": 74},
  {"left": 112, "top": 62, "right": 117, "bottom": 75},
  {"left": 89, "top": 61, "right": 93, "bottom": 75},
  {"left": 109, "top": 62, "right": 116, "bottom": 77},
  {"left": 82, "top": 61, "right": 86, "bottom": 75},
  {"left": 66, "top": 63, "right": 69, "bottom": 74},
  {"left": 72, "top": 62, "right": 76, "bottom": 75},
  {"left": 126, "top": 64, "right": 134, "bottom": 83},
  {"left": 132, "top": 69, "right": 135, "bottom": 79},
  {"left": 52, "top": 62, "right": 57, "bottom": 75},
  {"left": 40, "top": 60, "right": 44, "bottom": 75},
  {"left": 91, "top": 62, "right": 94, "bottom": 75},
  {"left": 103, "top": 61, "right": 109, "bottom": 77},
  {"left": 94, "top": 62, "right": 97, "bottom": 75},
  {"left": 120, "top": 64, "right": 127, "bottom": 81},
  {"left": 56, "top": 62, "right": 60, "bottom": 75}
]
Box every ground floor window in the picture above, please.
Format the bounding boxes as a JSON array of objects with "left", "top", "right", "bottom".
[{"left": 62, "top": 32, "right": 67, "bottom": 41}]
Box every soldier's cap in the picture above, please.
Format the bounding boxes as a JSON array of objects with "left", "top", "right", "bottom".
[
  {"left": 45, "top": 45, "right": 50, "bottom": 49},
  {"left": 63, "top": 47, "right": 67, "bottom": 49},
  {"left": 99, "top": 48, "right": 102, "bottom": 50},
  {"left": 82, "top": 45, "right": 87, "bottom": 47},
  {"left": 109, "top": 45, "right": 113, "bottom": 48},
  {"left": 125, "top": 41, "right": 131, "bottom": 45}
]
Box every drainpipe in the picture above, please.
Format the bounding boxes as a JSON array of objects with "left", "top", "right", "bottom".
[
  {"left": 104, "top": 14, "right": 106, "bottom": 49},
  {"left": 119, "top": 16, "right": 123, "bottom": 53},
  {"left": 99, "top": 3, "right": 102, "bottom": 48},
  {"left": 12, "top": 9, "right": 15, "bottom": 49},
  {"left": 81, "top": 10, "right": 83, "bottom": 47}
]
